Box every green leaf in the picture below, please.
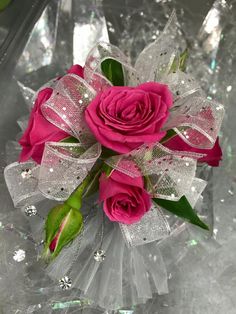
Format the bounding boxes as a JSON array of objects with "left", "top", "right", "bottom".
[
  {"left": 179, "top": 49, "right": 189, "bottom": 72},
  {"left": 100, "top": 146, "right": 118, "bottom": 159},
  {"left": 169, "top": 48, "right": 189, "bottom": 73},
  {"left": 61, "top": 136, "right": 79, "bottom": 143},
  {"left": 0, "top": 0, "right": 11, "bottom": 11},
  {"left": 102, "top": 163, "right": 113, "bottom": 177},
  {"left": 42, "top": 204, "right": 83, "bottom": 261},
  {"left": 60, "top": 136, "right": 87, "bottom": 156},
  {"left": 101, "top": 58, "right": 124, "bottom": 86},
  {"left": 160, "top": 127, "right": 190, "bottom": 144},
  {"left": 160, "top": 129, "right": 177, "bottom": 144},
  {"left": 153, "top": 196, "right": 209, "bottom": 230}
]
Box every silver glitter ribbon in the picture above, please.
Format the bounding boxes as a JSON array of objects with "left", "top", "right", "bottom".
[
  {"left": 135, "top": 10, "right": 179, "bottom": 83},
  {"left": 4, "top": 143, "right": 101, "bottom": 207},
  {"left": 106, "top": 142, "right": 204, "bottom": 202},
  {"left": 84, "top": 41, "right": 140, "bottom": 88},
  {"left": 38, "top": 142, "right": 101, "bottom": 201},
  {"left": 41, "top": 74, "right": 97, "bottom": 143},
  {"left": 4, "top": 161, "right": 44, "bottom": 208},
  {"left": 106, "top": 143, "right": 207, "bottom": 246},
  {"left": 120, "top": 202, "right": 171, "bottom": 247},
  {"left": 4, "top": 10, "right": 224, "bottom": 247}
]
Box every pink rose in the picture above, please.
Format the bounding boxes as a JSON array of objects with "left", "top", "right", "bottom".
[
  {"left": 164, "top": 136, "right": 222, "bottom": 167},
  {"left": 99, "top": 161, "right": 151, "bottom": 224},
  {"left": 19, "top": 64, "right": 84, "bottom": 164},
  {"left": 19, "top": 88, "right": 68, "bottom": 164},
  {"left": 67, "top": 64, "right": 84, "bottom": 77},
  {"left": 85, "top": 82, "right": 173, "bottom": 153}
]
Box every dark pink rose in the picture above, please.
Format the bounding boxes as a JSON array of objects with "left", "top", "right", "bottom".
[
  {"left": 19, "top": 88, "right": 68, "bottom": 164},
  {"left": 164, "top": 136, "right": 222, "bottom": 167},
  {"left": 85, "top": 82, "right": 173, "bottom": 153},
  {"left": 67, "top": 64, "right": 84, "bottom": 77},
  {"left": 19, "top": 64, "right": 84, "bottom": 164},
  {"left": 99, "top": 161, "right": 151, "bottom": 224}
]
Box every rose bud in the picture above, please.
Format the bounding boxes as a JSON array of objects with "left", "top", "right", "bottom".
[
  {"left": 42, "top": 171, "right": 94, "bottom": 261},
  {"left": 42, "top": 203, "right": 83, "bottom": 261}
]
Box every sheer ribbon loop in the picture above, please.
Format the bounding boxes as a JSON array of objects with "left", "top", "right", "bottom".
[
  {"left": 38, "top": 142, "right": 101, "bottom": 201},
  {"left": 41, "top": 74, "right": 96, "bottom": 142},
  {"left": 164, "top": 96, "right": 225, "bottom": 149}
]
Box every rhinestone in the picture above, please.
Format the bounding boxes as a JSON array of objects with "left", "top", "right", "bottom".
[
  {"left": 226, "top": 85, "right": 232, "bottom": 92},
  {"left": 59, "top": 276, "right": 72, "bottom": 290},
  {"left": 24, "top": 205, "right": 37, "bottom": 216},
  {"left": 94, "top": 250, "right": 106, "bottom": 262},
  {"left": 84, "top": 93, "right": 89, "bottom": 98},
  {"left": 13, "top": 249, "right": 25, "bottom": 262},
  {"left": 216, "top": 105, "right": 223, "bottom": 110},
  {"left": 36, "top": 240, "right": 44, "bottom": 246},
  {"left": 21, "top": 168, "right": 32, "bottom": 179}
]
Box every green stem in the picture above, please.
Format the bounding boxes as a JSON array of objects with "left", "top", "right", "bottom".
[
  {"left": 65, "top": 162, "right": 104, "bottom": 210},
  {"left": 65, "top": 175, "right": 92, "bottom": 210}
]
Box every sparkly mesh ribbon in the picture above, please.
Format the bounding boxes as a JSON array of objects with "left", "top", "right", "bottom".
[
  {"left": 106, "top": 143, "right": 207, "bottom": 246},
  {"left": 4, "top": 143, "right": 101, "bottom": 207},
  {"left": 135, "top": 10, "right": 179, "bottom": 83},
  {"left": 4, "top": 10, "right": 224, "bottom": 247},
  {"left": 38, "top": 142, "right": 101, "bottom": 201},
  {"left": 84, "top": 41, "right": 140, "bottom": 89},
  {"left": 106, "top": 143, "right": 204, "bottom": 201},
  {"left": 4, "top": 161, "right": 44, "bottom": 208},
  {"left": 164, "top": 95, "right": 224, "bottom": 149},
  {"left": 41, "top": 74, "right": 96, "bottom": 143},
  {"left": 120, "top": 202, "right": 171, "bottom": 247}
]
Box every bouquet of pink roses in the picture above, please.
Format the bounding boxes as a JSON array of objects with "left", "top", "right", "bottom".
[{"left": 4, "top": 11, "right": 224, "bottom": 310}]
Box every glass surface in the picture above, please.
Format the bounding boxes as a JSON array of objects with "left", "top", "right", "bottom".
[{"left": 0, "top": 0, "right": 236, "bottom": 313}]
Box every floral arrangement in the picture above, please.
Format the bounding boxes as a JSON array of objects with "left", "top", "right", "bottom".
[{"left": 4, "top": 11, "right": 224, "bottom": 310}]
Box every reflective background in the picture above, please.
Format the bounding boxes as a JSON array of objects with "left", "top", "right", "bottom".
[{"left": 0, "top": 0, "right": 236, "bottom": 313}]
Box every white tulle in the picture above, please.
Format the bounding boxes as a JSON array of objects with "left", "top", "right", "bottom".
[{"left": 45, "top": 201, "right": 168, "bottom": 311}]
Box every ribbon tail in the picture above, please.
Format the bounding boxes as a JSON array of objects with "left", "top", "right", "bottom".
[{"left": 120, "top": 202, "right": 170, "bottom": 247}]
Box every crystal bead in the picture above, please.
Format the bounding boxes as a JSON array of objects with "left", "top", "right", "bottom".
[
  {"left": 21, "top": 168, "right": 32, "bottom": 179},
  {"left": 59, "top": 276, "right": 72, "bottom": 290},
  {"left": 24, "top": 205, "right": 37, "bottom": 216},
  {"left": 13, "top": 249, "right": 25, "bottom": 262},
  {"left": 94, "top": 250, "right": 106, "bottom": 262}
]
